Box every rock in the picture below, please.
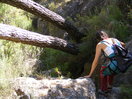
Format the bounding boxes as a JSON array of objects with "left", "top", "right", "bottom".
[
  {"left": 126, "top": 37, "right": 132, "bottom": 52},
  {"left": 11, "top": 77, "right": 96, "bottom": 99},
  {"left": 97, "top": 87, "right": 121, "bottom": 99},
  {"left": 57, "top": 0, "right": 106, "bottom": 18}
]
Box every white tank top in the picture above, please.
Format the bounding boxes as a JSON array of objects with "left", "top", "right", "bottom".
[{"left": 98, "top": 38, "right": 122, "bottom": 57}]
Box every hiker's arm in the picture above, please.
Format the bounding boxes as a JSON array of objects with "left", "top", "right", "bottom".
[{"left": 85, "top": 44, "right": 102, "bottom": 77}]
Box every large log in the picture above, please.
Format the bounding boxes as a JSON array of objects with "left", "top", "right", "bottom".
[
  {"left": 0, "top": 24, "right": 79, "bottom": 55},
  {"left": 0, "top": 0, "right": 85, "bottom": 42}
]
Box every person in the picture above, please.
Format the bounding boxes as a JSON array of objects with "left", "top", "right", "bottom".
[{"left": 84, "top": 30, "right": 125, "bottom": 94}]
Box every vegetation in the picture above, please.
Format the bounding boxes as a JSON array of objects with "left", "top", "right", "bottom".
[
  {"left": 0, "top": 0, "right": 131, "bottom": 98},
  {"left": 0, "top": 4, "right": 32, "bottom": 29},
  {"left": 37, "top": 1, "right": 131, "bottom": 78},
  {"left": 0, "top": 4, "right": 41, "bottom": 97}
]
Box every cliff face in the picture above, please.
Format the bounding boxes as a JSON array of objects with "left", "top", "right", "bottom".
[{"left": 10, "top": 77, "right": 96, "bottom": 99}]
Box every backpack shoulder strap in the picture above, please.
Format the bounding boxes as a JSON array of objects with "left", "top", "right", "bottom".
[
  {"left": 111, "top": 38, "right": 115, "bottom": 44},
  {"left": 100, "top": 40, "right": 112, "bottom": 47}
]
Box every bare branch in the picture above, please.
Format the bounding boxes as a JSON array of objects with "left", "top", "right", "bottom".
[
  {"left": 0, "top": 24, "right": 79, "bottom": 55},
  {"left": 0, "top": 0, "right": 85, "bottom": 42}
]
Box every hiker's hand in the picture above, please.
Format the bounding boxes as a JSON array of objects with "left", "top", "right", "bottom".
[{"left": 84, "top": 75, "right": 91, "bottom": 78}]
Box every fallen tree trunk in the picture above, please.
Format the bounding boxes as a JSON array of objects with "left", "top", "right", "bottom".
[
  {"left": 0, "top": 0, "right": 85, "bottom": 42},
  {"left": 0, "top": 24, "right": 79, "bottom": 55}
]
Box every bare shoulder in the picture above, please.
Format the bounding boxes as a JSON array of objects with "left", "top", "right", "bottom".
[
  {"left": 96, "top": 43, "right": 102, "bottom": 49},
  {"left": 97, "top": 42, "right": 107, "bottom": 50}
]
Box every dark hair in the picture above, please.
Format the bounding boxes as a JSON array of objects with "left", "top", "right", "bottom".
[{"left": 96, "top": 30, "right": 109, "bottom": 41}]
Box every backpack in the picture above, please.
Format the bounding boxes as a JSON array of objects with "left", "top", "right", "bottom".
[
  {"left": 102, "top": 39, "right": 132, "bottom": 73},
  {"left": 111, "top": 44, "right": 132, "bottom": 73}
]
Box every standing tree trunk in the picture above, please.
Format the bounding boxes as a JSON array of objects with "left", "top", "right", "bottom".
[
  {"left": 0, "top": 24, "right": 79, "bottom": 55},
  {"left": 0, "top": 0, "right": 85, "bottom": 42}
]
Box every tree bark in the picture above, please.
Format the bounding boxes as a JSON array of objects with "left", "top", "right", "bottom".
[
  {"left": 0, "top": 0, "right": 85, "bottom": 42},
  {"left": 0, "top": 24, "right": 79, "bottom": 55}
]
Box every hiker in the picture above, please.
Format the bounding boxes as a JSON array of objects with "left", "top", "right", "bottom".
[{"left": 84, "top": 30, "right": 125, "bottom": 93}]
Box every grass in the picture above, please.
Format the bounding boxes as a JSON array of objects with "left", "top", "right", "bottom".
[
  {"left": 0, "top": 40, "right": 41, "bottom": 97},
  {"left": 0, "top": 79, "right": 13, "bottom": 98}
]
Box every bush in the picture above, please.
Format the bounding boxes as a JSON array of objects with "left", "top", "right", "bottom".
[{"left": 0, "top": 4, "right": 41, "bottom": 97}]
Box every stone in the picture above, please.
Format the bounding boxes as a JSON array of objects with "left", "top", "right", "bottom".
[{"left": 11, "top": 77, "right": 96, "bottom": 99}]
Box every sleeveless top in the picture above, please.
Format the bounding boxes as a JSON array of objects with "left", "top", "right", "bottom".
[
  {"left": 98, "top": 38, "right": 123, "bottom": 75},
  {"left": 99, "top": 38, "right": 122, "bottom": 58}
]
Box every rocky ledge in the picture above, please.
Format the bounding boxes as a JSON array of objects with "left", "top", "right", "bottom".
[{"left": 11, "top": 77, "right": 96, "bottom": 99}]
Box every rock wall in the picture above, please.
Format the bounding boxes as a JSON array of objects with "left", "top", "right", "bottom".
[{"left": 11, "top": 77, "right": 96, "bottom": 99}]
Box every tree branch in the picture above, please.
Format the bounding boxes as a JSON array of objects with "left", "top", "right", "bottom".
[
  {"left": 0, "top": 24, "right": 79, "bottom": 55},
  {"left": 0, "top": 0, "right": 85, "bottom": 42}
]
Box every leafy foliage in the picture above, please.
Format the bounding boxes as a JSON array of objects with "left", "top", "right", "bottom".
[
  {"left": 37, "top": 2, "right": 131, "bottom": 78},
  {"left": 0, "top": 4, "right": 32, "bottom": 29},
  {"left": 0, "top": 4, "right": 41, "bottom": 96},
  {"left": 0, "top": 0, "right": 131, "bottom": 97},
  {"left": 0, "top": 0, "right": 131, "bottom": 93}
]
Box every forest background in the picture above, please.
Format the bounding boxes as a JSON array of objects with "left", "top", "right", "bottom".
[{"left": 0, "top": 0, "right": 131, "bottom": 98}]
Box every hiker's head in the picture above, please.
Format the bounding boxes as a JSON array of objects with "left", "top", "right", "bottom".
[{"left": 96, "top": 31, "right": 109, "bottom": 41}]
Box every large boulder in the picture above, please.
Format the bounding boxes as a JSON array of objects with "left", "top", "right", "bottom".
[{"left": 11, "top": 77, "right": 96, "bottom": 99}]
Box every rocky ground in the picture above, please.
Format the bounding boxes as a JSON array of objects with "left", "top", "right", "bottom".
[
  {"left": 2, "top": 76, "right": 124, "bottom": 99},
  {"left": 10, "top": 77, "right": 96, "bottom": 99}
]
